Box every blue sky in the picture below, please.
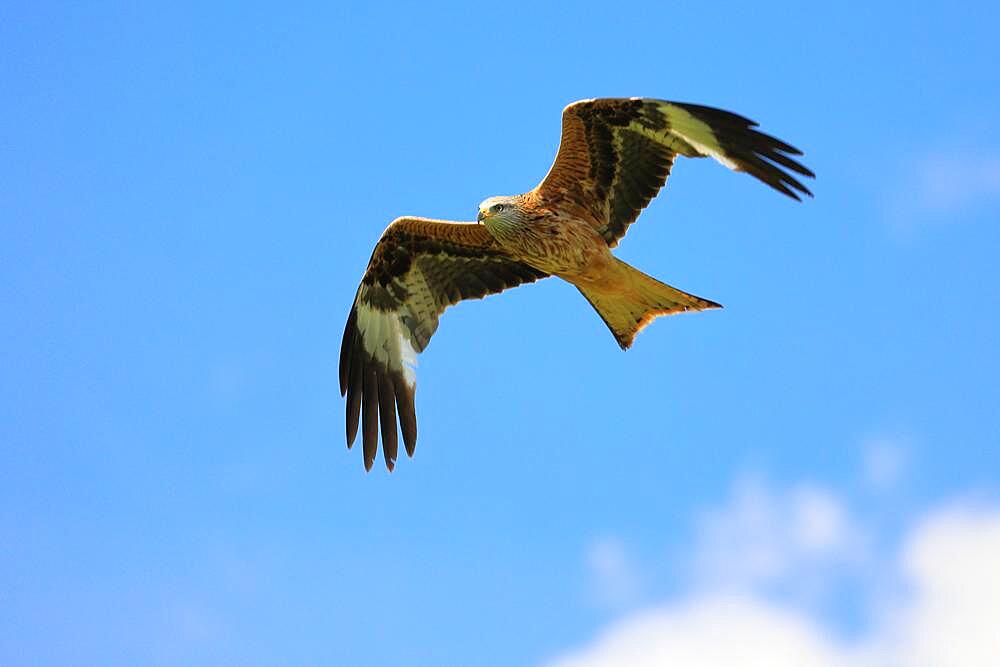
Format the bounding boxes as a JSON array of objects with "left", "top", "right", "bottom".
[{"left": 2, "top": 2, "right": 999, "bottom": 665}]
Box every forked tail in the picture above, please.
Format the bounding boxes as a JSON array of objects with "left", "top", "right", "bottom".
[{"left": 577, "top": 258, "right": 721, "bottom": 349}]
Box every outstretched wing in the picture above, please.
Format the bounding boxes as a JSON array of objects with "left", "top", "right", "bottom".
[
  {"left": 339, "top": 217, "right": 548, "bottom": 471},
  {"left": 533, "top": 98, "right": 815, "bottom": 247}
]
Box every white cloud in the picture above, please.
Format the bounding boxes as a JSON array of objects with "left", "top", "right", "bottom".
[
  {"left": 872, "top": 506, "right": 1000, "bottom": 666},
  {"left": 548, "top": 596, "right": 846, "bottom": 667},
  {"left": 585, "top": 536, "right": 641, "bottom": 609},
  {"left": 551, "top": 489, "right": 1000, "bottom": 667}
]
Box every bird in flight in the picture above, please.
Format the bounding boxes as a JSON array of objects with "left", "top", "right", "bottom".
[{"left": 340, "top": 98, "right": 813, "bottom": 471}]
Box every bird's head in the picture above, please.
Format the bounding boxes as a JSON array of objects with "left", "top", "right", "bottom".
[{"left": 477, "top": 195, "right": 520, "bottom": 225}]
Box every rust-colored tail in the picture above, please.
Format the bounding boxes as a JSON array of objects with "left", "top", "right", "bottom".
[{"left": 577, "top": 258, "right": 721, "bottom": 349}]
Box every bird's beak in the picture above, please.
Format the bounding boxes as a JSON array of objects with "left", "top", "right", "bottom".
[{"left": 477, "top": 209, "right": 486, "bottom": 223}]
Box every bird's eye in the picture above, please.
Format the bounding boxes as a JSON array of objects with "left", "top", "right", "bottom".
[{"left": 493, "top": 204, "right": 504, "bottom": 213}]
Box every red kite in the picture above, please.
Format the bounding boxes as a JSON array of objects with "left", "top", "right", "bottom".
[{"left": 340, "top": 98, "right": 813, "bottom": 470}]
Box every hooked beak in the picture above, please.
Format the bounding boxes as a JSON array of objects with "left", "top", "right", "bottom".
[{"left": 477, "top": 209, "right": 487, "bottom": 223}]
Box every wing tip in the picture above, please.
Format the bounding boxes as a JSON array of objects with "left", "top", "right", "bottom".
[
  {"left": 669, "top": 100, "right": 816, "bottom": 201},
  {"left": 342, "top": 328, "right": 419, "bottom": 471}
]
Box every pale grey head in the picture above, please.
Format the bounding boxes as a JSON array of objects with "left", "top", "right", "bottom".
[{"left": 476, "top": 195, "right": 522, "bottom": 225}]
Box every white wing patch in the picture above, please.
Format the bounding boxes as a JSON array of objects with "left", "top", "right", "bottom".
[
  {"left": 629, "top": 105, "right": 740, "bottom": 171},
  {"left": 356, "top": 301, "right": 418, "bottom": 388}
]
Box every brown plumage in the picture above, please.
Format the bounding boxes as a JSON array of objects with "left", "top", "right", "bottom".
[{"left": 340, "top": 98, "right": 814, "bottom": 470}]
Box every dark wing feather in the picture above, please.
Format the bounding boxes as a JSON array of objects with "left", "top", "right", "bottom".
[
  {"left": 533, "top": 98, "right": 814, "bottom": 247},
  {"left": 339, "top": 217, "right": 548, "bottom": 471}
]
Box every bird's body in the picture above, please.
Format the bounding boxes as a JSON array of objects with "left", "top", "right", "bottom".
[
  {"left": 481, "top": 195, "right": 609, "bottom": 280},
  {"left": 340, "top": 97, "right": 814, "bottom": 470}
]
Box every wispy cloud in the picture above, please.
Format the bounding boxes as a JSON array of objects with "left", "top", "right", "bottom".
[
  {"left": 914, "top": 155, "right": 1000, "bottom": 211},
  {"left": 548, "top": 494, "right": 1000, "bottom": 667},
  {"left": 152, "top": 597, "right": 230, "bottom": 665},
  {"left": 861, "top": 435, "right": 908, "bottom": 491},
  {"left": 691, "top": 476, "right": 868, "bottom": 597},
  {"left": 887, "top": 153, "right": 1000, "bottom": 234},
  {"left": 585, "top": 536, "right": 642, "bottom": 610}
]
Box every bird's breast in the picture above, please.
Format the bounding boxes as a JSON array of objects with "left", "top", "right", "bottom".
[{"left": 486, "top": 214, "right": 612, "bottom": 280}]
